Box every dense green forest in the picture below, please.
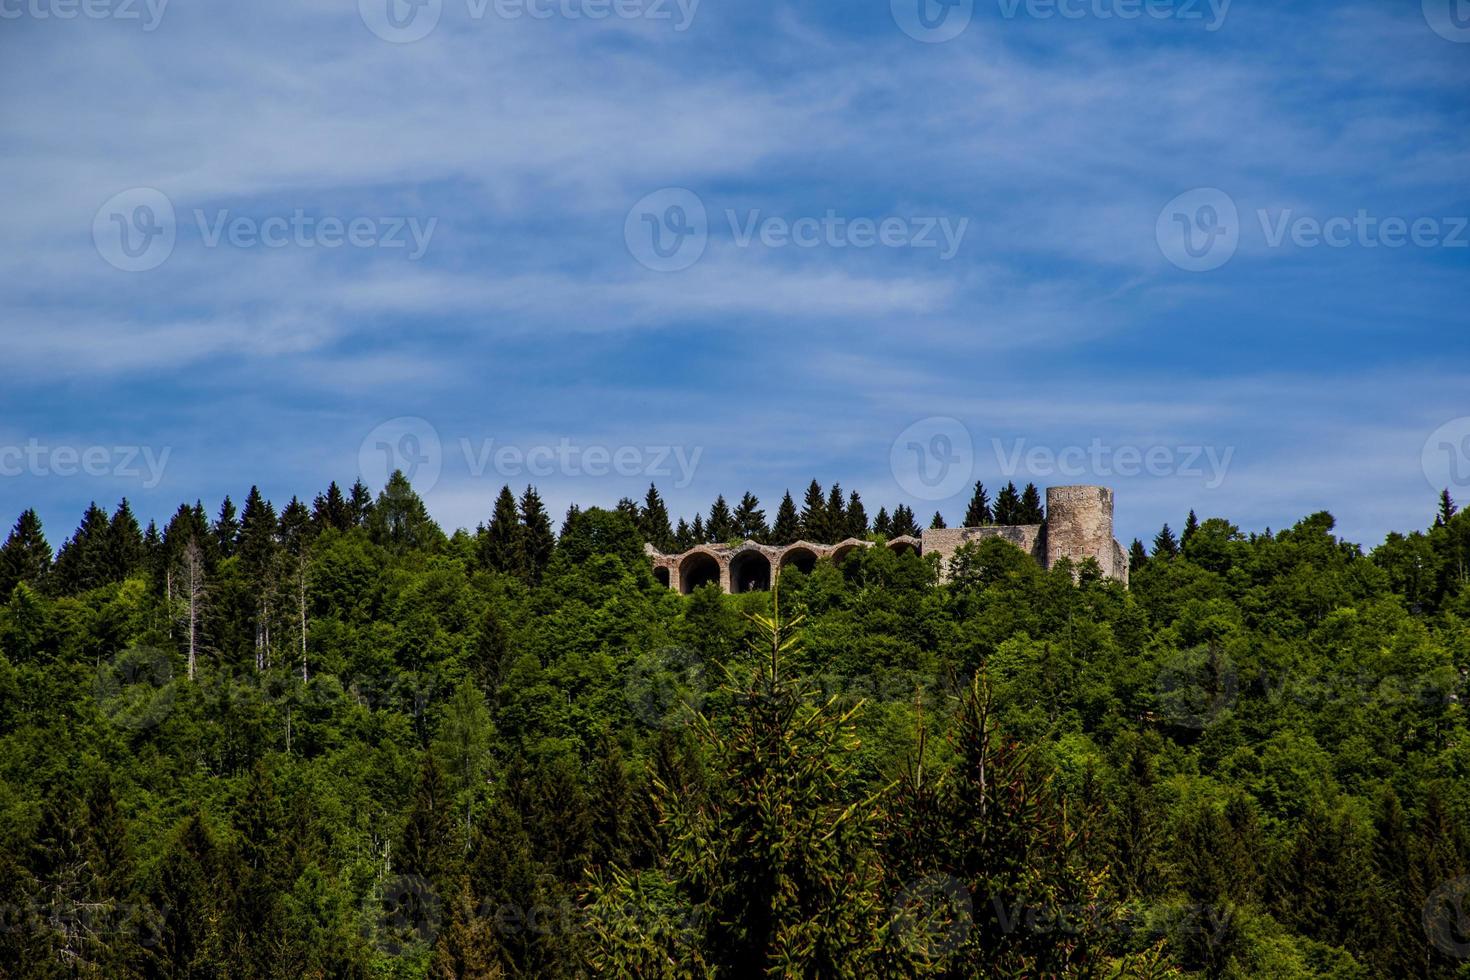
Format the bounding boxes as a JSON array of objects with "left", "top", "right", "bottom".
[{"left": 1, "top": 473, "right": 1468, "bottom": 978}]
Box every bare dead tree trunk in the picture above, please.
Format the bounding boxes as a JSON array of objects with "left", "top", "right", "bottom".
[
  {"left": 297, "top": 553, "right": 309, "bottom": 682},
  {"left": 169, "top": 539, "right": 206, "bottom": 681}
]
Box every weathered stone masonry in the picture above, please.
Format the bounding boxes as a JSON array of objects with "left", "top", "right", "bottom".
[{"left": 647, "top": 484, "right": 1128, "bottom": 593}]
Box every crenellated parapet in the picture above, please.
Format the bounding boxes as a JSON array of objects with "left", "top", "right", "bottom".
[{"left": 648, "top": 484, "right": 1127, "bottom": 593}]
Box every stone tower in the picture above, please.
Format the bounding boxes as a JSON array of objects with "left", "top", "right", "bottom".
[{"left": 1044, "top": 485, "right": 1126, "bottom": 584}]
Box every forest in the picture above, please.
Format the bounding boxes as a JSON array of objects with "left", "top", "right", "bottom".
[{"left": 0, "top": 473, "right": 1468, "bottom": 978}]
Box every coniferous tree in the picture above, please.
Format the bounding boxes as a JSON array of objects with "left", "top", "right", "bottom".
[
  {"left": 237, "top": 487, "right": 278, "bottom": 577},
  {"left": 615, "top": 497, "right": 642, "bottom": 532},
  {"left": 1152, "top": 524, "right": 1180, "bottom": 559},
  {"left": 1019, "top": 482, "right": 1045, "bottom": 523},
  {"left": 963, "top": 481, "right": 993, "bottom": 526},
  {"left": 690, "top": 514, "right": 707, "bottom": 544},
  {"left": 51, "top": 502, "right": 110, "bottom": 593},
  {"left": 1435, "top": 489, "right": 1458, "bottom": 527},
  {"left": 707, "top": 495, "right": 736, "bottom": 543},
  {"left": 311, "top": 481, "right": 351, "bottom": 533},
  {"left": 149, "top": 811, "right": 223, "bottom": 977},
  {"left": 771, "top": 492, "right": 800, "bottom": 545},
  {"left": 588, "top": 734, "right": 633, "bottom": 872},
  {"left": 105, "top": 498, "right": 145, "bottom": 580},
  {"left": 674, "top": 518, "right": 693, "bottom": 551},
  {"left": 213, "top": 495, "right": 240, "bottom": 557},
  {"left": 993, "top": 482, "right": 1021, "bottom": 525},
  {"left": 430, "top": 879, "right": 502, "bottom": 979},
  {"left": 872, "top": 507, "right": 892, "bottom": 538},
  {"left": 799, "top": 480, "right": 828, "bottom": 542},
  {"left": 517, "top": 486, "right": 555, "bottom": 585},
  {"left": 1182, "top": 509, "right": 1200, "bottom": 545},
  {"left": 0, "top": 509, "right": 51, "bottom": 597},
  {"left": 278, "top": 496, "right": 312, "bottom": 555},
  {"left": 823, "top": 483, "right": 846, "bottom": 541},
  {"left": 479, "top": 486, "right": 521, "bottom": 574},
  {"left": 401, "top": 754, "right": 454, "bottom": 888},
  {"left": 560, "top": 503, "right": 580, "bottom": 538},
  {"left": 1128, "top": 538, "right": 1148, "bottom": 572},
  {"left": 845, "top": 491, "right": 868, "bottom": 538},
  {"left": 639, "top": 484, "right": 674, "bottom": 551},
  {"left": 347, "top": 478, "right": 374, "bottom": 527},
  {"left": 733, "top": 492, "right": 767, "bottom": 542},
  {"left": 369, "top": 472, "right": 442, "bottom": 554},
  {"left": 890, "top": 504, "right": 920, "bottom": 538},
  {"left": 929, "top": 511, "right": 947, "bottom": 529}
]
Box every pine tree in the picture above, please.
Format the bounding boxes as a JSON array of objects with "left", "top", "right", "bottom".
[
  {"left": 213, "top": 495, "right": 240, "bottom": 557},
  {"left": 401, "top": 754, "right": 454, "bottom": 886},
  {"left": 517, "top": 486, "right": 555, "bottom": 585},
  {"left": 430, "top": 879, "right": 502, "bottom": 979},
  {"left": 369, "top": 471, "right": 443, "bottom": 554},
  {"left": 1152, "top": 524, "right": 1179, "bottom": 559},
  {"left": 149, "top": 811, "right": 223, "bottom": 977},
  {"left": 1019, "top": 482, "right": 1044, "bottom": 523},
  {"left": 479, "top": 486, "right": 521, "bottom": 574},
  {"left": 616, "top": 497, "right": 642, "bottom": 531},
  {"left": 691, "top": 514, "right": 707, "bottom": 544},
  {"left": 238, "top": 487, "right": 278, "bottom": 577},
  {"left": 1435, "top": 489, "right": 1458, "bottom": 527},
  {"left": 347, "top": 478, "right": 374, "bottom": 527},
  {"left": 845, "top": 491, "right": 868, "bottom": 538},
  {"left": 799, "top": 480, "right": 828, "bottom": 542},
  {"left": 733, "top": 492, "right": 767, "bottom": 542},
  {"left": 993, "top": 482, "right": 1021, "bottom": 525},
  {"left": 0, "top": 509, "right": 51, "bottom": 597},
  {"left": 311, "top": 482, "right": 351, "bottom": 533},
  {"left": 639, "top": 484, "right": 674, "bottom": 551},
  {"left": 278, "top": 496, "right": 312, "bottom": 555},
  {"left": 929, "top": 511, "right": 947, "bottom": 529},
  {"left": 51, "top": 502, "right": 111, "bottom": 593},
  {"left": 1128, "top": 538, "right": 1148, "bottom": 572},
  {"left": 890, "top": 504, "right": 920, "bottom": 538},
  {"left": 105, "top": 498, "right": 145, "bottom": 580},
  {"left": 872, "top": 507, "right": 892, "bottom": 538},
  {"left": 963, "top": 482, "right": 993, "bottom": 526},
  {"left": 1182, "top": 509, "right": 1200, "bottom": 544},
  {"left": 771, "top": 492, "right": 800, "bottom": 545},
  {"left": 674, "top": 518, "right": 693, "bottom": 551},
  {"left": 707, "top": 495, "right": 737, "bottom": 543},
  {"left": 588, "top": 734, "right": 633, "bottom": 871}
]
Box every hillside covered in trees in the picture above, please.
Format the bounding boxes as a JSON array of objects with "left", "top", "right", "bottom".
[{"left": 1, "top": 475, "right": 1468, "bottom": 978}]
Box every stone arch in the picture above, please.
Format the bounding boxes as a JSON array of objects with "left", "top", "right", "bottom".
[
  {"left": 779, "top": 545, "right": 819, "bottom": 576},
  {"left": 830, "top": 539, "right": 867, "bottom": 568},
  {"left": 653, "top": 566, "right": 671, "bottom": 588},
  {"left": 679, "top": 550, "right": 722, "bottom": 594},
  {"left": 729, "top": 549, "right": 773, "bottom": 592},
  {"left": 888, "top": 536, "right": 920, "bottom": 556}
]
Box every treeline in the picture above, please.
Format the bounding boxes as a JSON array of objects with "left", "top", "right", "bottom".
[{"left": 0, "top": 476, "right": 1468, "bottom": 977}]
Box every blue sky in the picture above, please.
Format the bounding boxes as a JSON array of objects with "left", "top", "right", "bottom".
[{"left": 1, "top": 0, "right": 1467, "bottom": 550}]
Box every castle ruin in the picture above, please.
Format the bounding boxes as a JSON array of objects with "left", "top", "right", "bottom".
[{"left": 647, "top": 484, "right": 1128, "bottom": 593}]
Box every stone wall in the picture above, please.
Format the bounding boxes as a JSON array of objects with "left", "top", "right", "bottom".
[{"left": 918, "top": 524, "right": 1043, "bottom": 581}]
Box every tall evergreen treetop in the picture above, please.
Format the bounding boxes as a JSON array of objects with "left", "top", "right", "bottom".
[
  {"left": 0, "top": 509, "right": 51, "bottom": 597},
  {"left": 479, "top": 486, "right": 521, "bottom": 574},
  {"left": 518, "top": 485, "right": 555, "bottom": 585},
  {"left": 639, "top": 484, "right": 674, "bottom": 552},
  {"left": 770, "top": 492, "right": 800, "bottom": 546},
  {"left": 213, "top": 496, "right": 240, "bottom": 557},
  {"left": 993, "top": 482, "right": 1021, "bottom": 525},
  {"left": 963, "top": 481, "right": 993, "bottom": 526},
  {"left": 799, "top": 480, "right": 828, "bottom": 542},
  {"left": 733, "top": 492, "right": 767, "bottom": 543},
  {"left": 707, "top": 495, "right": 736, "bottom": 543},
  {"left": 845, "top": 491, "right": 868, "bottom": 539}
]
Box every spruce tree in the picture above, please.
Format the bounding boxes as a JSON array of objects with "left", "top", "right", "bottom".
[
  {"left": 733, "top": 492, "right": 767, "bottom": 542},
  {"left": 430, "top": 879, "right": 501, "bottom": 979},
  {"left": 890, "top": 504, "right": 920, "bottom": 538},
  {"left": 213, "top": 495, "right": 240, "bottom": 556},
  {"left": 0, "top": 509, "right": 51, "bottom": 597},
  {"left": 771, "top": 491, "right": 800, "bottom": 545},
  {"left": 369, "top": 472, "right": 442, "bottom": 553},
  {"left": 1436, "top": 489, "right": 1458, "bottom": 527},
  {"left": 963, "top": 481, "right": 993, "bottom": 526},
  {"left": 929, "top": 511, "right": 947, "bottom": 530},
  {"left": 1128, "top": 538, "right": 1148, "bottom": 571},
  {"left": 102, "top": 498, "right": 145, "bottom": 580},
  {"left": 872, "top": 507, "right": 892, "bottom": 538},
  {"left": 674, "top": 518, "right": 693, "bottom": 551},
  {"left": 51, "top": 502, "right": 110, "bottom": 593},
  {"left": 993, "top": 482, "right": 1021, "bottom": 525},
  {"left": 479, "top": 486, "right": 521, "bottom": 574},
  {"left": 238, "top": 487, "right": 278, "bottom": 577},
  {"left": 845, "top": 491, "right": 868, "bottom": 538},
  {"left": 824, "top": 483, "right": 846, "bottom": 540},
  {"left": 691, "top": 514, "right": 707, "bottom": 544},
  {"left": 639, "top": 484, "right": 674, "bottom": 551},
  {"left": 277, "top": 497, "right": 312, "bottom": 555},
  {"left": 347, "top": 478, "right": 374, "bottom": 527},
  {"left": 517, "top": 486, "right": 555, "bottom": 585},
  {"left": 310, "top": 482, "right": 351, "bottom": 533},
  {"left": 799, "top": 480, "right": 828, "bottom": 541},
  {"left": 1182, "top": 509, "right": 1200, "bottom": 544},
  {"left": 707, "top": 495, "right": 737, "bottom": 543},
  {"left": 1019, "top": 482, "right": 1044, "bottom": 523},
  {"left": 1152, "top": 524, "right": 1179, "bottom": 559}
]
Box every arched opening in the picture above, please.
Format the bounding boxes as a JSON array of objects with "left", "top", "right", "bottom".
[
  {"left": 779, "top": 546, "right": 818, "bottom": 576},
  {"left": 729, "top": 550, "right": 772, "bottom": 592},
  {"left": 653, "top": 566, "right": 671, "bottom": 589},
  {"left": 888, "top": 537, "right": 919, "bottom": 556},
  {"left": 830, "top": 542, "right": 864, "bottom": 568},
  {"left": 679, "top": 552, "right": 722, "bottom": 594}
]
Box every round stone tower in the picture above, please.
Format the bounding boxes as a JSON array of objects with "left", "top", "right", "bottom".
[{"left": 1044, "top": 485, "right": 1117, "bottom": 578}]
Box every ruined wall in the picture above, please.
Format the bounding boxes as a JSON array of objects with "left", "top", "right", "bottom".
[
  {"left": 919, "top": 524, "right": 1044, "bottom": 582},
  {"left": 1044, "top": 485, "right": 1118, "bottom": 579}
]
